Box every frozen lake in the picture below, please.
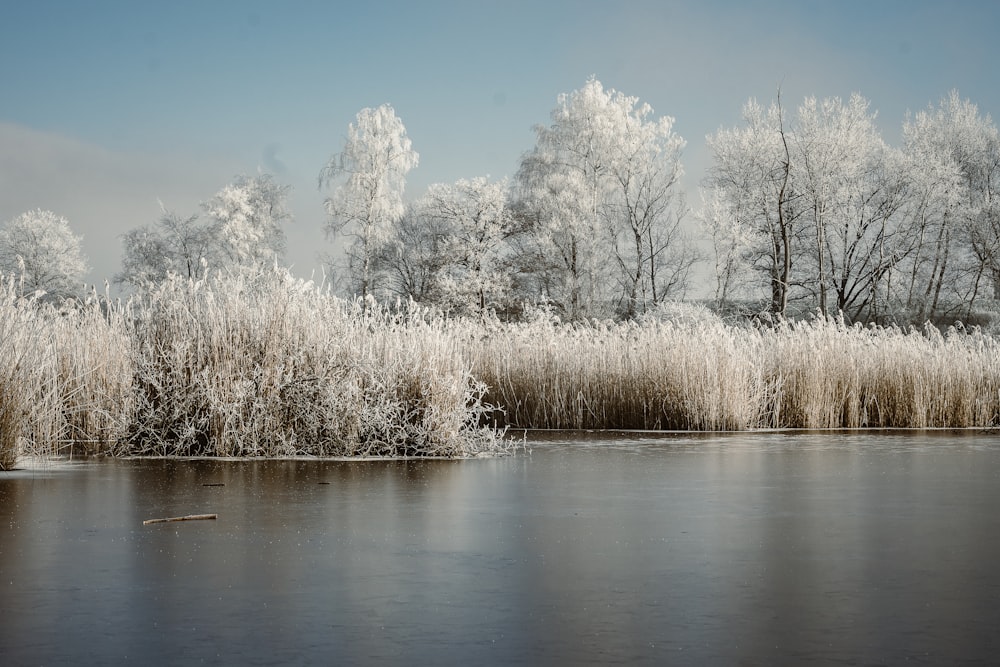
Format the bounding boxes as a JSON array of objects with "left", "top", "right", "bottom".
[{"left": 2, "top": 431, "right": 999, "bottom": 665}]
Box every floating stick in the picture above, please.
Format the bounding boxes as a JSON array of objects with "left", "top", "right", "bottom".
[{"left": 143, "top": 514, "right": 218, "bottom": 525}]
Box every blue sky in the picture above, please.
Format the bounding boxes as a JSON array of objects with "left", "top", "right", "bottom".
[{"left": 2, "top": 0, "right": 999, "bottom": 287}]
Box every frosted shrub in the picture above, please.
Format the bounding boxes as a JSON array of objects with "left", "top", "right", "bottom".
[
  {"left": 125, "top": 269, "right": 509, "bottom": 457},
  {"left": 637, "top": 300, "right": 723, "bottom": 328}
]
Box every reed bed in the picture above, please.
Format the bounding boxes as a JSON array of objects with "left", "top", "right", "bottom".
[
  {"left": 0, "top": 278, "right": 41, "bottom": 469},
  {"left": 122, "top": 271, "right": 509, "bottom": 457},
  {"left": 4, "top": 274, "right": 1000, "bottom": 468},
  {"left": 0, "top": 279, "right": 132, "bottom": 468},
  {"left": 0, "top": 270, "right": 510, "bottom": 466},
  {"left": 465, "top": 312, "right": 1000, "bottom": 431}
]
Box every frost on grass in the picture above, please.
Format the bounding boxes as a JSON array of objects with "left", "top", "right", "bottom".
[
  {"left": 123, "top": 270, "right": 513, "bottom": 457},
  {"left": 5, "top": 268, "right": 1000, "bottom": 466},
  {"left": 0, "top": 269, "right": 513, "bottom": 464},
  {"left": 464, "top": 311, "right": 1000, "bottom": 431}
]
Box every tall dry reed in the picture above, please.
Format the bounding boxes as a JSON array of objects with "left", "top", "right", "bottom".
[
  {"left": 465, "top": 310, "right": 1000, "bottom": 430},
  {"left": 0, "top": 278, "right": 40, "bottom": 469},
  {"left": 123, "top": 270, "right": 509, "bottom": 457},
  {"left": 0, "top": 269, "right": 511, "bottom": 466},
  {"left": 0, "top": 279, "right": 132, "bottom": 468}
]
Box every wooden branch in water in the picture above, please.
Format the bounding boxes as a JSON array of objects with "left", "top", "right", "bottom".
[{"left": 143, "top": 514, "right": 218, "bottom": 525}]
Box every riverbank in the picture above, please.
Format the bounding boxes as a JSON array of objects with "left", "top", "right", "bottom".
[
  {"left": 3, "top": 270, "right": 999, "bottom": 467},
  {"left": 0, "top": 271, "right": 510, "bottom": 468}
]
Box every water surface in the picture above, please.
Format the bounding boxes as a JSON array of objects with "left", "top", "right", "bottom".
[{"left": 2, "top": 431, "right": 999, "bottom": 665}]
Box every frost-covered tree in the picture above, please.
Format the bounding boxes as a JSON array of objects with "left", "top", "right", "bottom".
[
  {"left": 203, "top": 173, "right": 290, "bottom": 269},
  {"left": 118, "top": 208, "right": 214, "bottom": 286},
  {"left": 898, "top": 104, "right": 965, "bottom": 321},
  {"left": 118, "top": 174, "right": 290, "bottom": 288},
  {"left": 704, "top": 90, "right": 1000, "bottom": 323},
  {"left": 0, "top": 209, "right": 89, "bottom": 299},
  {"left": 515, "top": 150, "right": 604, "bottom": 318},
  {"left": 900, "top": 104, "right": 966, "bottom": 320},
  {"left": 417, "top": 177, "right": 515, "bottom": 315},
  {"left": 830, "top": 142, "right": 909, "bottom": 323},
  {"left": 704, "top": 97, "right": 800, "bottom": 315},
  {"left": 696, "top": 189, "right": 759, "bottom": 309},
  {"left": 320, "top": 104, "right": 419, "bottom": 299},
  {"left": 598, "top": 86, "right": 690, "bottom": 317},
  {"left": 897, "top": 91, "right": 1000, "bottom": 321},
  {"left": 516, "top": 78, "right": 694, "bottom": 319},
  {"left": 705, "top": 93, "right": 909, "bottom": 321},
  {"left": 792, "top": 94, "right": 907, "bottom": 320},
  {"left": 374, "top": 204, "right": 450, "bottom": 303}
]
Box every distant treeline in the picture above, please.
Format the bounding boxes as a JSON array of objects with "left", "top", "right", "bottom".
[{"left": 6, "top": 81, "right": 1000, "bottom": 330}]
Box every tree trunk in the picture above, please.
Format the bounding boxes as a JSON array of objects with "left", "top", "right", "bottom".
[{"left": 815, "top": 204, "right": 827, "bottom": 315}]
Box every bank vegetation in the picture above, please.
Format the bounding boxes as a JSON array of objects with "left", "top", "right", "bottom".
[
  {"left": 0, "top": 270, "right": 510, "bottom": 469},
  {"left": 2, "top": 272, "right": 999, "bottom": 469}
]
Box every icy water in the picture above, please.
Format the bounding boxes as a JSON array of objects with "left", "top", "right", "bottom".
[{"left": 2, "top": 431, "right": 1000, "bottom": 665}]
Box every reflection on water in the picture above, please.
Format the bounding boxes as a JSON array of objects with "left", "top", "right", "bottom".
[{"left": 2, "top": 432, "right": 1000, "bottom": 665}]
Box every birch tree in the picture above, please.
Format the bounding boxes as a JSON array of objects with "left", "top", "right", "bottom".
[
  {"left": 118, "top": 173, "right": 291, "bottom": 288},
  {"left": 898, "top": 91, "right": 998, "bottom": 320},
  {"left": 203, "top": 173, "right": 291, "bottom": 269},
  {"left": 0, "top": 209, "right": 89, "bottom": 299},
  {"left": 417, "top": 177, "right": 515, "bottom": 315},
  {"left": 516, "top": 77, "right": 693, "bottom": 319},
  {"left": 320, "top": 104, "right": 419, "bottom": 300},
  {"left": 704, "top": 97, "right": 800, "bottom": 316}
]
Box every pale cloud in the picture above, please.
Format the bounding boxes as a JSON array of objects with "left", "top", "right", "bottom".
[{"left": 0, "top": 122, "right": 280, "bottom": 286}]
